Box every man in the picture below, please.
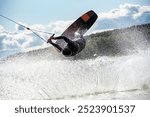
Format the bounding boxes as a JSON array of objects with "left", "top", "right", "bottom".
[{"left": 47, "top": 34, "right": 86, "bottom": 57}]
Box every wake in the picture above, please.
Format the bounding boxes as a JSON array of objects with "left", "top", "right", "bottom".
[{"left": 0, "top": 49, "right": 150, "bottom": 99}]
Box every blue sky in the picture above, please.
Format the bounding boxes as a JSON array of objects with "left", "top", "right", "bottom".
[{"left": 0, "top": 0, "right": 149, "bottom": 30}]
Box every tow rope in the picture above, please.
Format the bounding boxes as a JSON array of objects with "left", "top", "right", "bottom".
[{"left": 0, "top": 14, "right": 53, "bottom": 43}]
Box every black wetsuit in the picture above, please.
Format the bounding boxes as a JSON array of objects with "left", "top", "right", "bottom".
[{"left": 50, "top": 36, "right": 86, "bottom": 56}]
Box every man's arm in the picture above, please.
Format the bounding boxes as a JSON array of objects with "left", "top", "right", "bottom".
[
  {"left": 53, "top": 36, "right": 71, "bottom": 43},
  {"left": 51, "top": 35, "right": 73, "bottom": 43},
  {"left": 50, "top": 41, "right": 62, "bottom": 51},
  {"left": 47, "top": 34, "right": 62, "bottom": 51}
]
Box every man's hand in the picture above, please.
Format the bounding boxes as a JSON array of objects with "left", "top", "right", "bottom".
[{"left": 47, "top": 34, "right": 55, "bottom": 43}]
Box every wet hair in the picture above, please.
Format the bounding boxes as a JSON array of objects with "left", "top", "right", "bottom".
[{"left": 62, "top": 48, "right": 72, "bottom": 56}]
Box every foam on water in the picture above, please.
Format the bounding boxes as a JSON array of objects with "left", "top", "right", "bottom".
[{"left": 0, "top": 49, "right": 150, "bottom": 99}]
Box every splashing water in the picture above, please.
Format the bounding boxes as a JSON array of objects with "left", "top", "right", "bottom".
[{"left": 0, "top": 48, "right": 150, "bottom": 99}]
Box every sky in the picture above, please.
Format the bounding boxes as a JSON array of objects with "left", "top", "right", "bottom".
[
  {"left": 0, "top": 0, "right": 150, "bottom": 30},
  {"left": 0, "top": 0, "right": 150, "bottom": 57}
]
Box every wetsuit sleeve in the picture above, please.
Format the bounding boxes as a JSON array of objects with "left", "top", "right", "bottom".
[
  {"left": 50, "top": 42, "right": 62, "bottom": 51},
  {"left": 54, "top": 36, "right": 72, "bottom": 43}
]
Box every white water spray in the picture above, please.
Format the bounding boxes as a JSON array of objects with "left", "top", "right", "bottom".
[{"left": 0, "top": 49, "right": 150, "bottom": 99}]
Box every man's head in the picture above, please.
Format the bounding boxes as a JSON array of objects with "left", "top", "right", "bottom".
[{"left": 62, "top": 48, "right": 72, "bottom": 56}]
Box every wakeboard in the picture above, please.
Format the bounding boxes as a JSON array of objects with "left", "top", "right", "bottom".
[{"left": 55, "top": 10, "right": 98, "bottom": 48}]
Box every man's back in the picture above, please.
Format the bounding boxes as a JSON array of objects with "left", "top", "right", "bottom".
[{"left": 74, "top": 37, "right": 86, "bottom": 53}]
